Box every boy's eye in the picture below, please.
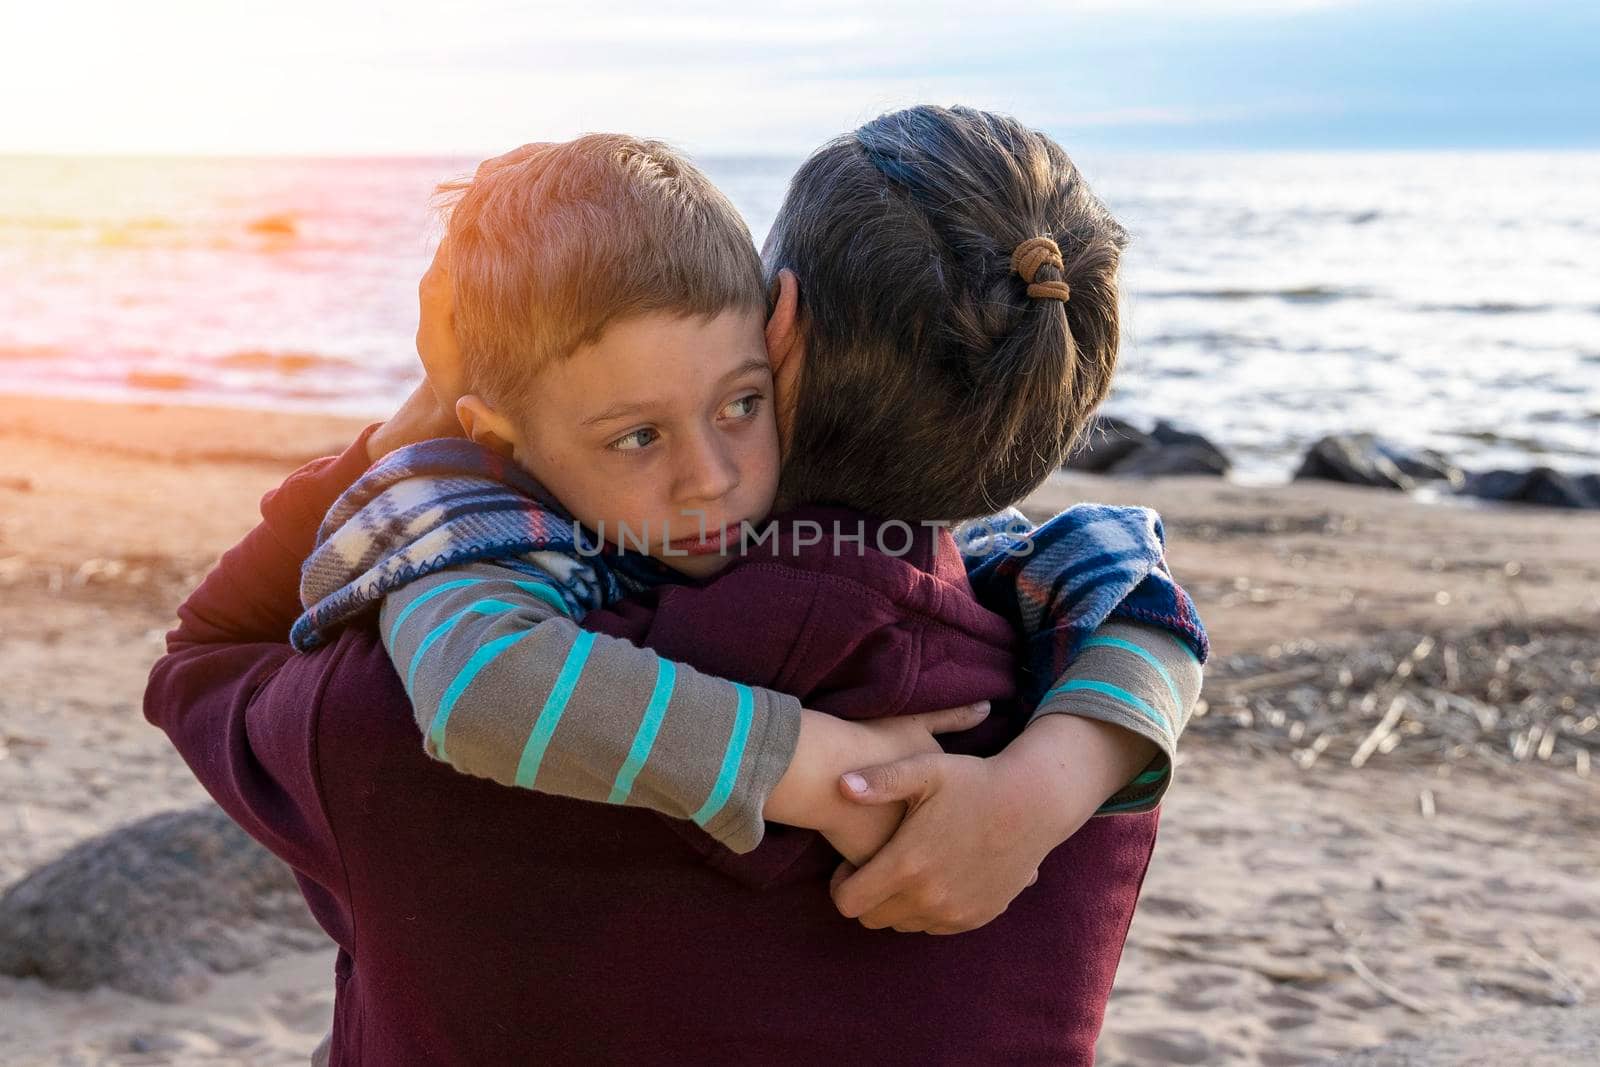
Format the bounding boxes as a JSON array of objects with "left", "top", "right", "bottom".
[
  {"left": 721, "top": 393, "right": 763, "bottom": 420},
  {"left": 610, "top": 427, "right": 658, "bottom": 452},
  {"left": 608, "top": 394, "right": 761, "bottom": 452}
]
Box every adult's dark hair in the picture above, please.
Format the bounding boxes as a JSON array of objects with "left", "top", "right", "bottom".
[{"left": 765, "top": 105, "right": 1128, "bottom": 521}]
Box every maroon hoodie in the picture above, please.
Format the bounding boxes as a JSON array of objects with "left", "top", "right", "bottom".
[{"left": 145, "top": 433, "right": 1158, "bottom": 1065}]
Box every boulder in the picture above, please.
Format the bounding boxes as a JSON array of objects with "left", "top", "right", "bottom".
[
  {"left": 1065, "top": 415, "right": 1151, "bottom": 473},
  {"left": 1458, "top": 467, "right": 1599, "bottom": 509},
  {"left": 1148, "top": 420, "right": 1218, "bottom": 451},
  {"left": 1376, "top": 443, "right": 1465, "bottom": 487},
  {"left": 1069, "top": 417, "right": 1232, "bottom": 477},
  {"left": 1294, "top": 434, "right": 1416, "bottom": 491},
  {"left": 1109, "top": 420, "right": 1232, "bottom": 477},
  {"left": 1112, "top": 442, "right": 1231, "bottom": 477},
  {"left": 0, "top": 805, "right": 328, "bottom": 1002}
]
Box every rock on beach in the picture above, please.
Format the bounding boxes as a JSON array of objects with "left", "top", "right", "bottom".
[
  {"left": 1458, "top": 466, "right": 1600, "bottom": 509},
  {"left": 0, "top": 805, "right": 329, "bottom": 1002},
  {"left": 1068, "top": 416, "right": 1231, "bottom": 477},
  {"left": 1066, "top": 415, "right": 1152, "bottom": 473},
  {"left": 1294, "top": 433, "right": 1416, "bottom": 491}
]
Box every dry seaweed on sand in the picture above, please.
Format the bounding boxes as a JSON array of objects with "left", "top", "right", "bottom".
[{"left": 1196, "top": 621, "right": 1600, "bottom": 774}]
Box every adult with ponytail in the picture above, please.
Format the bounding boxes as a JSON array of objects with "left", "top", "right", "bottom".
[{"left": 148, "top": 105, "right": 1205, "bottom": 1065}]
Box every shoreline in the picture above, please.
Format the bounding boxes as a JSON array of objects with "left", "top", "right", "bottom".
[
  {"left": 7, "top": 388, "right": 1599, "bottom": 493},
  {"left": 2, "top": 393, "right": 1596, "bottom": 1065},
  {"left": 7, "top": 383, "right": 1598, "bottom": 487}
]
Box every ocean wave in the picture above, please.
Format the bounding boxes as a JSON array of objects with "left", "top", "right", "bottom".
[
  {"left": 28, "top": 213, "right": 304, "bottom": 248},
  {"left": 0, "top": 344, "right": 65, "bottom": 362},
  {"left": 1285, "top": 207, "right": 1386, "bottom": 226},
  {"left": 1450, "top": 428, "right": 1561, "bottom": 453},
  {"left": 214, "top": 350, "right": 355, "bottom": 374},
  {"left": 1141, "top": 330, "right": 1281, "bottom": 351},
  {"left": 126, "top": 370, "right": 195, "bottom": 392},
  {"left": 0, "top": 214, "right": 185, "bottom": 247},
  {"left": 1416, "top": 301, "right": 1557, "bottom": 315},
  {"left": 0, "top": 215, "right": 97, "bottom": 232},
  {"left": 246, "top": 214, "right": 298, "bottom": 238},
  {"left": 1141, "top": 285, "right": 1364, "bottom": 304},
  {"left": 96, "top": 222, "right": 186, "bottom": 248}
]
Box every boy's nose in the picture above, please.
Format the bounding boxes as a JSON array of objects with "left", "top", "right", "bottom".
[{"left": 675, "top": 431, "right": 741, "bottom": 506}]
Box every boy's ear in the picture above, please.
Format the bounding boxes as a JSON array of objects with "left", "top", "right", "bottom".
[{"left": 455, "top": 394, "right": 520, "bottom": 457}]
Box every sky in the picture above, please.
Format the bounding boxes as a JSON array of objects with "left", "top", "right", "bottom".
[{"left": 1, "top": 0, "right": 1596, "bottom": 156}]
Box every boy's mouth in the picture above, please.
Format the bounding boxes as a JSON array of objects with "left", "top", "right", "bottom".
[{"left": 664, "top": 520, "right": 746, "bottom": 556}]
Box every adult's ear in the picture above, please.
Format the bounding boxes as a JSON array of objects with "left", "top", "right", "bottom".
[
  {"left": 764, "top": 268, "right": 802, "bottom": 375},
  {"left": 454, "top": 394, "right": 520, "bottom": 457},
  {"left": 764, "top": 268, "right": 805, "bottom": 454}
]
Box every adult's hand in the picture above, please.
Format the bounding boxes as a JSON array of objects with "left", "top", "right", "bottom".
[
  {"left": 763, "top": 702, "right": 990, "bottom": 864},
  {"left": 366, "top": 379, "right": 464, "bottom": 464},
  {"left": 810, "top": 704, "right": 990, "bottom": 866},
  {"left": 827, "top": 753, "right": 1061, "bottom": 934},
  {"left": 416, "top": 143, "right": 539, "bottom": 407},
  {"left": 829, "top": 714, "right": 1145, "bottom": 934}
]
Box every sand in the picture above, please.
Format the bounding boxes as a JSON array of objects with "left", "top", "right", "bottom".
[{"left": 2, "top": 395, "right": 1597, "bottom": 1065}]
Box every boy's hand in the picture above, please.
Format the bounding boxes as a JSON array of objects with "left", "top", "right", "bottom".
[
  {"left": 812, "top": 710, "right": 981, "bottom": 865},
  {"left": 367, "top": 379, "right": 465, "bottom": 463},
  {"left": 818, "top": 797, "right": 903, "bottom": 867},
  {"left": 829, "top": 714, "right": 1157, "bottom": 934},
  {"left": 763, "top": 702, "right": 990, "bottom": 864}
]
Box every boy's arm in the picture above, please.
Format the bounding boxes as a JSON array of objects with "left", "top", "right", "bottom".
[
  {"left": 1028, "top": 619, "right": 1203, "bottom": 812},
  {"left": 381, "top": 564, "right": 980, "bottom": 858},
  {"left": 959, "top": 505, "right": 1207, "bottom": 812},
  {"left": 821, "top": 509, "right": 1208, "bottom": 933},
  {"left": 381, "top": 564, "right": 802, "bottom": 854},
  {"left": 383, "top": 506, "right": 1198, "bottom": 864}
]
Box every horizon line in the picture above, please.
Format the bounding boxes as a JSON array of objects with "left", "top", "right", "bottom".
[{"left": 6, "top": 143, "right": 1600, "bottom": 163}]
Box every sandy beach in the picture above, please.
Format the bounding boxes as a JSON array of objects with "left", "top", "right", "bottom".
[{"left": 2, "top": 394, "right": 1596, "bottom": 1065}]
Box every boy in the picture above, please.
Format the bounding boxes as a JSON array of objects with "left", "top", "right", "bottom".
[{"left": 292, "top": 133, "right": 1204, "bottom": 866}]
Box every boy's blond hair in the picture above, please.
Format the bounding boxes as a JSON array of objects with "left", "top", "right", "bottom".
[{"left": 439, "top": 135, "right": 765, "bottom": 406}]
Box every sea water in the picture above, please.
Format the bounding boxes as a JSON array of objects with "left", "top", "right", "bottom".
[{"left": 1, "top": 151, "right": 1595, "bottom": 480}]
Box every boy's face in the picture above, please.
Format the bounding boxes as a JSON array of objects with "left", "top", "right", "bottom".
[{"left": 510, "top": 308, "right": 780, "bottom": 580}]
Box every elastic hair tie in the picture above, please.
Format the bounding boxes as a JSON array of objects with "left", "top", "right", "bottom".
[{"left": 1011, "top": 236, "right": 1071, "bottom": 302}]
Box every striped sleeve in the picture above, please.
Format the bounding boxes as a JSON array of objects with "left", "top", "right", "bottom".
[
  {"left": 1030, "top": 619, "right": 1203, "bottom": 814},
  {"left": 377, "top": 561, "right": 802, "bottom": 853}
]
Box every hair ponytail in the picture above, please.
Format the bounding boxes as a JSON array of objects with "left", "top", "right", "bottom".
[{"left": 765, "top": 105, "right": 1127, "bottom": 520}]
